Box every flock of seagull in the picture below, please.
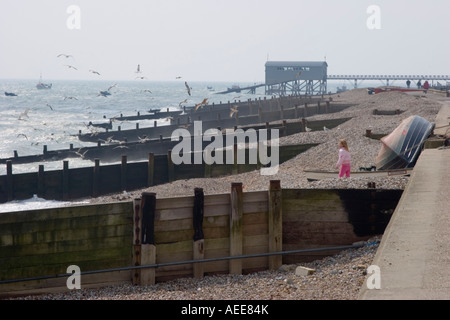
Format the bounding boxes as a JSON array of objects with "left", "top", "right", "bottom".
[{"left": 10, "top": 53, "right": 242, "bottom": 160}]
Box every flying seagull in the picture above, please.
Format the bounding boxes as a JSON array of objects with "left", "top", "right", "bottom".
[
  {"left": 64, "top": 96, "right": 78, "bottom": 100},
  {"left": 185, "top": 81, "right": 191, "bottom": 96},
  {"left": 46, "top": 103, "right": 54, "bottom": 111},
  {"left": 179, "top": 99, "right": 188, "bottom": 106},
  {"left": 135, "top": 64, "right": 141, "bottom": 73},
  {"left": 89, "top": 70, "right": 101, "bottom": 75},
  {"left": 18, "top": 109, "right": 30, "bottom": 120},
  {"left": 64, "top": 65, "right": 78, "bottom": 70},
  {"left": 75, "top": 148, "right": 88, "bottom": 159},
  {"left": 135, "top": 76, "right": 147, "bottom": 80},
  {"left": 194, "top": 98, "right": 208, "bottom": 111},
  {"left": 230, "top": 105, "right": 238, "bottom": 118},
  {"left": 17, "top": 133, "right": 28, "bottom": 140},
  {"left": 57, "top": 54, "right": 73, "bottom": 58}
]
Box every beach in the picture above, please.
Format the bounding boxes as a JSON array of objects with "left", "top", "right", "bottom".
[{"left": 6, "top": 88, "right": 444, "bottom": 300}]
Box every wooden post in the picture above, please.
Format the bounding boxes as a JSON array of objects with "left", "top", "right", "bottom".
[
  {"left": 38, "top": 165, "right": 45, "bottom": 198},
  {"left": 268, "top": 180, "right": 282, "bottom": 270},
  {"left": 148, "top": 153, "right": 154, "bottom": 187},
  {"left": 121, "top": 155, "right": 127, "bottom": 191},
  {"left": 6, "top": 160, "right": 13, "bottom": 202},
  {"left": 193, "top": 188, "right": 205, "bottom": 279},
  {"left": 232, "top": 143, "right": 238, "bottom": 175},
  {"left": 93, "top": 159, "right": 100, "bottom": 197},
  {"left": 133, "top": 198, "right": 142, "bottom": 285},
  {"left": 229, "top": 182, "right": 243, "bottom": 275},
  {"left": 140, "top": 192, "right": 156, "bottom": 285},
  {"left": 62, "top": 161, "right": 69, "bottom": 201}
]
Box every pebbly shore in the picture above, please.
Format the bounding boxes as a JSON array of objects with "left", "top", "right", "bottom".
[{"left": 7, "top": 88, "right": 443, "bottom": 301}]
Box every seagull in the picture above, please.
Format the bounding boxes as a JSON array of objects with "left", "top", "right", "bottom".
[
  {"left": 141, "top": 89, "right": 152, "bottom": 93},
  {"left": 75, "top": 148, "right": 88, "bottom": 159},
  {"left": 113, "top": 145, "right": 129, "bottom": 149},
  {"left": 179, "top": 99, "right": 188, "bottom": 106},
  {"left": 176, "top": 76, "right": 182, "bottom": 79},
  {"left": 323, "top": 126, "right": 330, "bottom": 131},
  {"left": 138, "top": 136, "right": 150, "bottom": 143},
  {"left": 17, "top": 133, "right": 28, "bottom": 140},
  {"left": 295, "top": 71, "right": 302, "bottom": 78},
  {"left": 46, "top": 103, "right": 54, "bottom": 110},
  {"left": 89, "top": 69, "right": 101, "bottom": 75},
  {"left": 194, "top": 98, "right": 208, "bottom": 111},
  {"left": 185, "top": 81, "right": 191, "bottom": 96},
  {"left": 18, "top": 109, "right": 30, "bottom": 120},
  {"left": 107, "top": 84, "right": 117, "bottom": 91},
  {"left": 135, "top": 76, "right": 147, "bottom": 80},
  {"left": 230, "top": 105, "right": 238, "bottom": 118},
  {"left": 135, "top": 64, "right": 141, "bottom": 73},
  {"left": 64, "top": 65, "right": 78, "bottom": 70},
  {"left": 57, "top": 54, "right": 73, "bottom": 58},
  {"left": 64, "top": 96, "right": 78, "bottom": 100},
  {"left": 305, "top": 126, "right": 312, "bottom": 132}
]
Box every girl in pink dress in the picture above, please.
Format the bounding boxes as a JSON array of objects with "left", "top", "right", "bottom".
[{"left": 336, "top": 139, "right": 351, "bottom": 178}]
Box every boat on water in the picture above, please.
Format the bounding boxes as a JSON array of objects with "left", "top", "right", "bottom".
[
  {"left": 4, "top": 92, "right": 17, "bottom": 96},
  {"left": 36, "top": 74, "right": 52, "bottom": 90},
  {"left": 375, "top": 115, "right": 435, "bottom": 170},
  {"left": 227, "top": 84, "right": 241, "bottom": 93}
]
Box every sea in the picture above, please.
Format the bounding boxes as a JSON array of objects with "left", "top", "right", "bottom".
[{"left": 0, "top": 78, "right": 345, "bottom": 211}]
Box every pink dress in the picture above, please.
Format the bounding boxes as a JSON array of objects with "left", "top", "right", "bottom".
[{"left": 336, "top": 148, "right": 351, "bottom": 177}]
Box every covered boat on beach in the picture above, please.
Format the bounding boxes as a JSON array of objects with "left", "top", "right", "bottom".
[{"left": 375, "top": 115, "right": 435, "bottom": 170}]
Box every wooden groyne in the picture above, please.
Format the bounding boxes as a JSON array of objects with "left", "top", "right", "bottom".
[
  {"left": 0, "top": 181, "right": 403, "bottom": 297},
  {"left": 1, "top": 117, "right": 352, "bottom": 165},
  {"left": 77, "top": 96, "right": 354, "bottom": 143},
  {"left": 0, "top": 143, "right": 318, "bottom": 204}
]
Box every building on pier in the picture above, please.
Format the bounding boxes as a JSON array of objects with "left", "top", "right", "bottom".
[{"left": 265, "top": 61, "right": 328, "bottom": 96}]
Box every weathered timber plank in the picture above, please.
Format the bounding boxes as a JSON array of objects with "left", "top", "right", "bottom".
[
  {"left": 0, "top": 202, "right": 132, "bottom": 225},
  {"left": 0, "top": 233, "right": 131, "bottom": 258},
  {"left": 0, "top": 213, "right": 132, "bottom": 237},
  {"left": 154, "top": 229, "right": 194, "bottom": 244}
]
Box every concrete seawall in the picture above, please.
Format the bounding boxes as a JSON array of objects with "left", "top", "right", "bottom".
[{"left": 359, "top": 96, "right": 450, "bottom": 300}]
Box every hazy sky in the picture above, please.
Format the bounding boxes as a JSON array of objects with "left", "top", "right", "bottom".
[{"left": 0, "top": 0, "right": 448, "bottom": 82}]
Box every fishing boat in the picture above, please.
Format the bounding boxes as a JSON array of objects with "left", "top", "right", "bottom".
[
  {"left": 36, "top": 74, "right": 52, "bottom": 90},
  {"left": 375, "top": 115, "right": 435, "bottom": 170},
  {"left": 304, "top": 168, "right": 413, "bottom": 181}
]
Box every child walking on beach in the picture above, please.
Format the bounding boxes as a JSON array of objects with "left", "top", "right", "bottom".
[{"left": 336, "top": 139, "right": 351, "bottom": 178}]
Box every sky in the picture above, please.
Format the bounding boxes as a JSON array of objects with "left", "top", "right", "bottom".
[{"left": 0, "top": 0, "right": 449, "bottom": 82}]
